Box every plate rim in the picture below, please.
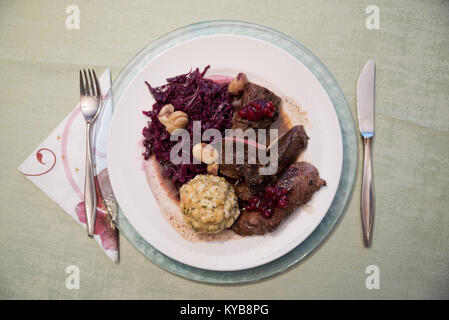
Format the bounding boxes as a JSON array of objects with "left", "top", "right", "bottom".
[{"left": 109, "top": 20, "right": 358, "bottom": 283}]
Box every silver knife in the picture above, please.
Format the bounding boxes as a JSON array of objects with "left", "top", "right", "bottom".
[{"left": 357, "top": 60, "right": 375, "bottom": 247}]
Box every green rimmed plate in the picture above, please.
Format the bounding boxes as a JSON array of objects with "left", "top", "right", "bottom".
[{"left": 108, "top": 20, "right": 357, "bottom": 283}]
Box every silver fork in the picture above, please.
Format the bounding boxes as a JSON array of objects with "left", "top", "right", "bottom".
[{"left": 79, "top": 69, "right": 102, "bottom": 237}]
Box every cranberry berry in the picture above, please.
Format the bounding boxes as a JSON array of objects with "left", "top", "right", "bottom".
[
  {"left": 244, "top": 186, "right": 289, "bottom": 218},
  {"left": 238, "top": 99, "right": 275, "bottom": 121}
]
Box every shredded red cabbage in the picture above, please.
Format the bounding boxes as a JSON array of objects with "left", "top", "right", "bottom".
[{"left": 142, "top": 66, "right": 234, "bottom": 189}]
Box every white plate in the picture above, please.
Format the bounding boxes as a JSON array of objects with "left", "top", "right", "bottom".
[{"left": 107, "top": 34, "right": 343, "bottom": 271}]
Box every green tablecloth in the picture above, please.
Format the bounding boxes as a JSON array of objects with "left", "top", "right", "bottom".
[{"left": 0, "top": 0, "right": 448, "bottom": 299}]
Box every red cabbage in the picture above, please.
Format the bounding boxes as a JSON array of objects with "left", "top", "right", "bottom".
[{"left": 142, "top": 66, "right": 234, "bottom": 189}]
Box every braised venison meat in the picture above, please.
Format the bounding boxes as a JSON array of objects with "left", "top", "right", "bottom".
[
  {"left": 218, "top": 138, "right": 261, "bottom": 180},
  {"left": 260, "top": 124, "right": 309, "bottom": 184},
  {"left": 222, "top": 82, "right": 286, "bottom": 181},
  {"left": 232, "top": 162, "right": 326, "bottom": 236},
  {"left": 233, "top": 180, "right": 253, "bottom": 201},
  {"left": 221, "top": 125, "right": 309, "bottom": 200},
  {"left": 231, "top": 83, "right": 282, "bottom": 130}
]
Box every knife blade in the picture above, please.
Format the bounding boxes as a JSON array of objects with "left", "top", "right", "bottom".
[
  {"left": 357, "top": 60, "right": 375, "bottom": 247},
  {"left": 357, "top": 60, "right": 375, "bottom": 137}
]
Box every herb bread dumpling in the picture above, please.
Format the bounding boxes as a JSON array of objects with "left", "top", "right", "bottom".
[{"left": 180, "top": 175, "right": 240, "bottom": 234}]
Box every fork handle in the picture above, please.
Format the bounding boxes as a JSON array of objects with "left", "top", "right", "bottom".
[
  {"left": 361, "top": 136, "right": 374, "bottom": 247},
  {"left": 84, "top": 122, "right": 97, "bottom": 237}
]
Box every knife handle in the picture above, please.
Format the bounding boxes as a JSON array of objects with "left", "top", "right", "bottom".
[
  {"left": 84, "top": 122, "right": 97, "bottom": 238},
  {"left": 361, "top": 136, "right": 374, "bottom": 247}
]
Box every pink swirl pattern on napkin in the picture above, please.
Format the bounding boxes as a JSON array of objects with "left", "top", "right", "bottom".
[{"left": 21, "top": 148, "right": 57, "bottom": 176}]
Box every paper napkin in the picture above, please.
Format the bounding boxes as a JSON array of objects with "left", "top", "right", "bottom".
[{"left": 18, "top": 69, "right": 119, "bottom": 263}]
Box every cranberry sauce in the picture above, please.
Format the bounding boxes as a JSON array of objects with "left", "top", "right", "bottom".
[
  {"left": 244, "top": 186, "right": 289, "bottom": 218},
  {"left": 238, "top": 99, "right": 275, "bottom": 121}
]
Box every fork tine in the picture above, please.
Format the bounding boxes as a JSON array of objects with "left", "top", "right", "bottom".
[
  {"left": 79, "top": 70, "right": 85, "bottom": 96},
  {"left": 83, "top": 69, "right": 90, "bottom": 96},
  {"left": 92, "top": 69, "right": 101, "bottom": 98},
  {"left": 88, "top": 69, "right": 96, "bottom": 96}
]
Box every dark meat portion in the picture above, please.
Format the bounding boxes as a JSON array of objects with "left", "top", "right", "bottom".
[
  {"left": 232, "top": 181, "right": 253, "bottom": 201},
  {"left": 220, "top": 125, "right": 309, "bottom": 200},
  {"left": 221, "top": 82, "right": 284, "bottom": 180},
  {"left": 219, "top": 137, "right": 261, "bottom": 181},
  {"left": 231, "top": 83, "right": 282, "bottom": 130},
  {"left": 219, "top": 163, "right": 241, "bottom": 180},
  {"left": 269, "top": 125, "right": 309, "bottom": 176},
  {"left": 232, "top": 162, "right": 326, "bottom": 236},
  {"left": 240, "top": 125, "right": 309, "bottom": 190},
  {"left": 241, "top": 83, "right": 282, "bottom": 108}
]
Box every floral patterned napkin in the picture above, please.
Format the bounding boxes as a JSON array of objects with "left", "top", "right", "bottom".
[{"left": 18, "top": 69, "right": 119, "bottom": 263}]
